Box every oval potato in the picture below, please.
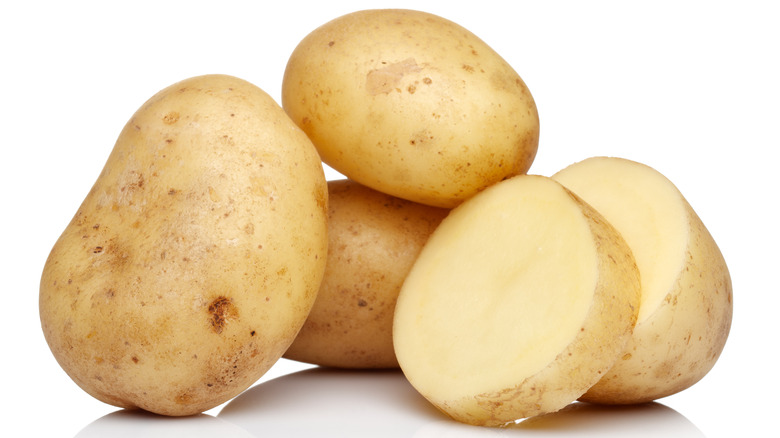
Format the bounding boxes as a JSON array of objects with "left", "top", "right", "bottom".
[
  {"left": 39, "top": 74, "right": 329, "bottom": 416},
  {"left": 282, "top": 9, "right": 539, "bottom": 208},
  {"left": 284, "top": 179, "right": 449, "bottom": 368}
]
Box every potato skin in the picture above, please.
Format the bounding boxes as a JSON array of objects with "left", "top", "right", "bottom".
[
  {"left": 282, "top": 9, "right": 539, "bottom": 208},
  {"left": 39, "top": 74, "right": 328, "bottom": 416},
  {"left": 580, "top": 201, "right": 733, "bottom": 404},
  {"left": 283, "top": 179, "right": 448, "bottom": 368}
]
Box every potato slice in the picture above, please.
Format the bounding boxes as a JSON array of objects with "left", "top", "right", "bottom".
[
  {"left": 552, "top": 157, "right": 733, "bottom": 404},
  {"left": 393, "top": 175, "right": 640, "bottom": 426}
]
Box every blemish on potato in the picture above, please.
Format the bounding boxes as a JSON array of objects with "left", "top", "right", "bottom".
[
  {"left": 366, "top": 58, "right": 422, "bottom": 95},
  {"left": 208, "top": 186, "right": 221, "bottom": 202},
  {"left": 175, "top": 392, "right": 193, "bottom": 405},
  {"left": 208, "top": 296, "right": 238, "bottom": 334},
  {"left": 162, "top": 111, "right": 180, "bottom": 125}
]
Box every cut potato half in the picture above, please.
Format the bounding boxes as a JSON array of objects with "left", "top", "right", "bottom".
[
  {"left": 552, "top": 157, "right": 733, "bottom": 404},
  {"left": 393, "top": 175, "right": 640, "bottom": 426}
]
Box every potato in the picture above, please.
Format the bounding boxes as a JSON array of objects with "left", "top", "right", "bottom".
[
  {"left": 39, "top": 74, "right": 329, "bottom": 416},
  {"left": 552, "top": 157, "right": 733, "bottom": 404},
  {"left": 393, "top": 175, "right": 640, "bottom": 426},
  {"left": 284, "top": 179, "right": 449, "bottom": 368},
  {"left": 282, "top": 9, "right": 539, "bottom": 208}
]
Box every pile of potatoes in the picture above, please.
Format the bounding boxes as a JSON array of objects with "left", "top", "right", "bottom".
[{"left": 39, "top": 8, "right": 732, "bottom": 426}]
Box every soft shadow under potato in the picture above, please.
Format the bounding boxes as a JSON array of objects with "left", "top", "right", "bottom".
[
  {"left": 219, "top": 368, "right": 445, "bottom": 437},
  {"left": 513, "top": 401, "right": 704, "bottom": 436}
]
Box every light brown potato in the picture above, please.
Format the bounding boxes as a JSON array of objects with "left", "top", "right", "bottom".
[
  {"left": 282, "top": 9, "right": 539, "bottom": 208},
  {"left": 39, "top": 74, "right": 329, "bottom": 416},
  {"left": 393, "top": 175, "right": 640, "bottom": 426},
  {"left": 284, "top": 179, "right": 449, "bottom": 368},
  {"left": 552, "top": 157, "right": 733, "bottom": 404}
]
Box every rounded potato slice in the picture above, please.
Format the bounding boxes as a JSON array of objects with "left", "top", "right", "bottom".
[
  {"left": 393, "top": 175, "right": 640, "bottom": 426},
  {"left": 552, "top": 157, "right": 733, "bottom": 404}
]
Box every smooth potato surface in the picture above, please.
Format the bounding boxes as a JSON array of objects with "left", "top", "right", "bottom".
[
  {"left": 284, "top": 179, "right": 448, "bottom": 368},
  {"left": 282, "top": 9, "right": 539, "bottom": 208},
  {"left": 552, "top": 157, "right": 733, "bottom": 404},
  {"left": 39, "top": 74, "right": 328, "bottom": 416}
]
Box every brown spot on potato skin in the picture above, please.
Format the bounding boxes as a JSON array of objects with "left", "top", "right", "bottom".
[
  {"left": 175, "top": 392, "right": 193, "bottom": 405},
  {"left": 162, "top": 111, "right": 180, "bottom": 125},
  {"left": 208, "top": 297, "right": 238, "bottom": 334}
]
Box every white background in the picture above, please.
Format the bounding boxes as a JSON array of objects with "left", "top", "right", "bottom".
[{"left": 2, "top": 1, "right": 778, "bottom": 436}]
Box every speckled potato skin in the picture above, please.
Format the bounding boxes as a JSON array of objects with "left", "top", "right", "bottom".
[
  {"left": 282, "top": 9, "right": 539, "bottom": 208},
  {"left": 580, "top": 201, "right": 733, "bottom": 404},
  {"left": 39, "top": 74, "right": 329, "bottom": 416},
  {"left": 283, "top": 179, "right": 448, "bottom": 368}
]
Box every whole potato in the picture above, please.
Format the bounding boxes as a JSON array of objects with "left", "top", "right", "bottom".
[
  {"left": 39, "top": 74, "right": 328, "bottom": 416},
  {"left": 284, "top": 179, "right": 449, "bottom": 368},
  {"left": 282, "top": 9, "right": 539, "bottom": 208}
]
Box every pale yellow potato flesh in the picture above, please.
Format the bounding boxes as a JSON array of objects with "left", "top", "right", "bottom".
[
  {"left": 552, "top": 157, "right": 733, "bottom": 404},
  {"left": 393, "top": 175, "right": 640, "bottom": 426},
  {"left": 282, "top": 9, "right": 539, "bottom": 208},
  {"left": 284, "top": 179, "right": 448, "bottom": 368},
  {"left": 39, "top": 75, "right": 329, "bottom": 416}
]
